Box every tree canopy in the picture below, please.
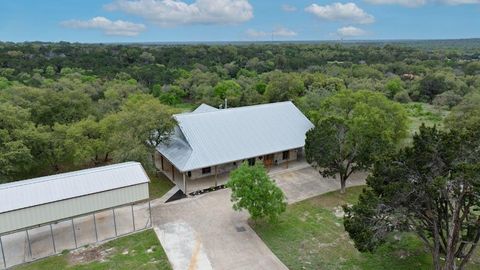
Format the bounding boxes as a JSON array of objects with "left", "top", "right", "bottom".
[
  {"left": 1, "top": 41, "right": 479, "bottom": 186},
  {"left": 344, "top": 125, "right": 480, "bottom": 269},
  {"left": 227, "top": 163, "right": 286, "bottom": 222},
  {"left": 305, "top": 90, "right": 409, "bottom": 193}
]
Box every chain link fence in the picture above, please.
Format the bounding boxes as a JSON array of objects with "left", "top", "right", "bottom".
[{"left": 0, "top": 201, "right": 152, "bottom": 269}]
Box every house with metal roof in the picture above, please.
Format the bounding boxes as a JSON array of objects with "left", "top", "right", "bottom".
[{"left": 155, "top": 101, "right": 314, "bottom": 194}]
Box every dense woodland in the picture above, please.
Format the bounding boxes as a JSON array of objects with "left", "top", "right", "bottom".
[{"left": 0, "top": 41, "right": 479, "bottom": 182}]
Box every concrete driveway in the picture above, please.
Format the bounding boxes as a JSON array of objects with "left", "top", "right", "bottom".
[
  {"left": 152, "top": 164, "right": 367, "bottom": 270},
  {"left": 271, "top": 166, "right": 368, "bottom": 204},
  {"left": 152, "top": 189, "right": 288, "bottom": 270}
]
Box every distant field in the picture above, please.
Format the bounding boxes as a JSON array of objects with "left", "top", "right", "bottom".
[
  {"left": 14, "top": 229, "right": 171, "bottom": 270},
  {"left": 401, "top": 102, "right": 449, "bottom": 147},
  {"left": 253, "top": 186, "right": 480, "bottom": 270}
]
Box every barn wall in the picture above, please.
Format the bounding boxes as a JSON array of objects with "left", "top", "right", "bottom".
[{"left": 0, "top": 183, "right": 149, "bottom": 234}]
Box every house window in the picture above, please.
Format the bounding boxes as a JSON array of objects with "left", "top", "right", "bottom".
[
  {"left": 202, "top": 167, "right": 211, "bottom": 174},
  {"left": 187, "top": 171, "right": 192, "bottom": 177},
  {"left": 282, "top": 150, "right": 290, "bottom": 160},
  {"left": 248, "top": 158, "right": 256, "bottom": 166}
]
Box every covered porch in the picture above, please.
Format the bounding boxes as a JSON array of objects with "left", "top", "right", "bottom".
[{"left": 155, "top": 150, "right": 308, "bottom": 195}]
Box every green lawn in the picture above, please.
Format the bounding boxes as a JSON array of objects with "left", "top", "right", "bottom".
[
  {"left": 148, "top": 173, "right": 174, "bottom": 199},
  {"left": 253, "top": 186, "right": 480, "bottom": 270},
  {"left": 15, "top": 230, "right": 171, "bottom": 270}
]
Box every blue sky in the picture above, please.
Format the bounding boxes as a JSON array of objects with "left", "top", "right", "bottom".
[{"left": 0, "top": 0, "right": 479, "bottom": 43}]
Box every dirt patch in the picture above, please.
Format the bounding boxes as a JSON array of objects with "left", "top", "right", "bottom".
[{"left": 68, "top": 245, "right": 116, "bottom": 265}]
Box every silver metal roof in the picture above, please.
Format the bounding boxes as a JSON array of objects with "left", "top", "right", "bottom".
[
  {"left": 0, "top": 162, "right": 150, "bottom": 213},
  {"left": 192, "top": 103, "right": 218, "bottom": 113},
  {"left": 157, "top": 101, "right": 314, "bottom": 172}
]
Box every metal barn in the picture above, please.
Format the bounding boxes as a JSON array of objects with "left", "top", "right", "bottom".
[{"left": 0, "top": 162, "right": 151, "bottom": 268}]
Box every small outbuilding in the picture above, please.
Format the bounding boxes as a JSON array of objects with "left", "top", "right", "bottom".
[{"left": 0, "top": 162, "right": 150, "bottom": 235}]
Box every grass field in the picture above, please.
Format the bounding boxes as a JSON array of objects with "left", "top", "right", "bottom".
[
  {"left": 148, "top": 173, "right": 174, "bottom": 199},
  {"left": 401, "top": 102, "right": 449, "bottom": 147},
  {"left": 14, "top": 229, "right": 171, "bottom": 270},
  {"left": 253, "top": 186, "right": 480, "bottom": 270}
]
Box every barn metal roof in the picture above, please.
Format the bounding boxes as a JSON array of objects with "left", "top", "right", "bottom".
[
  {"left": 157, "top": 101, "right": 314, "bottom": 172},
  {"left": 0, "top": 162, "right": 150, "bottom": 213}
]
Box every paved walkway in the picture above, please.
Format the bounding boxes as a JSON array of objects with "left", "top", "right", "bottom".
[{"left": 152, "top": 164, "right": 368, "bottom": 270}]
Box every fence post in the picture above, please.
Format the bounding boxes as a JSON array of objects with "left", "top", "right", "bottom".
[
  {"left": 131, "top": 205, "right": 136, "bottom": 232},
  {"left": 49, "top": 224, "right": 56, "bottom": 254},
  {"left": 25, "top": 229, "right": 32, "bottom": 259},
  {"left": 93, "top": 213, "right": 98, "bottom": 242},
  {"left": 0, "top": 235, "right": 6, "bottom": 269},
  {"left": 71, "top": 219, "right": 78, "bottom": 248},
  {"left": 148, "top": 201, "right": 152, "bottom": 228},
  {"left": 112, "top": 209, "right": 118, "bottom": 237}
]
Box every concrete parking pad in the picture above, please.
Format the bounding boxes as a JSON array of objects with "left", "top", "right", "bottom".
[
  {"left": 272, "top": 166, "right": 368, "bottom": 204},
  {"left": 155, "top": 223, "right": 212, "bottom": 270},
  {"left": 152, "top": 190, "right": 289, "bottom": 270}
]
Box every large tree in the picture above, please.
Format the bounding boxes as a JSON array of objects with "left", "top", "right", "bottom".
[
  {"left": 344, "top": 125, "right": 480, "bottom": 270},
  {"left": 106, "top": 94, "right": 177, "bottom": 171},
  {"left": 305, "top": 90, "right": 408, "bottom": 193},
  {"left": 227, "top": 163, "right": 286, "bottom": 222}
]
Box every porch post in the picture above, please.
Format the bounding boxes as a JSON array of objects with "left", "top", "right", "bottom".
[
  {"left": 161, "top": 155, "right": 164, "bottom": 171},
  {"left": 183, "top": 173, "right": 187, "bottom": 195},
  {"left": 214, "top": 166, "right": 218, "bottom": 187}
]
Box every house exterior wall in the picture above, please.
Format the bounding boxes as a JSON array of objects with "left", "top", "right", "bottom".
[
  {"left": 0, "top": 183, "right": 149, "bottom": 234},
  {"left": 185, "top": 148, "right": 300, "bottom": 180}
]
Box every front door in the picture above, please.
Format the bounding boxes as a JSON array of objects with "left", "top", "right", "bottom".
[{"left": 263, "top": 154, "right": 274, "bottom": 167}]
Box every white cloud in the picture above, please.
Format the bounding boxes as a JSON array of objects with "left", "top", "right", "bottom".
[
  {"left": 440, "top": 0, "right": 480, "bottom": 4},
  {"left": 337, "top": 26, "right": 367, "bottom": 37},
  {"left": 246, "top": 27, "right": 297, "bottom": 39},
  {"left": 365, "top": 0, "right": 479, "bottom": 7},
  {"left": 273, "top": 27, "right": 298, "bottom": 37},
  {"left": 305, "top": 2, "right": 374, "bottom": 24},
  {"left": 364, "top": 0, "right": 427, "bottom": 7},
  {"left": 61, "top": 16, "right": 146, "bottom": 36},
  {"left": 281, "top": 4, "right": 297, "bottom": 12},
  {"left": 105, "top": 0, "right": 253, "bottom": 27},
  {"left": 246, "top": 29, "right": 267, "bottom": 38}
]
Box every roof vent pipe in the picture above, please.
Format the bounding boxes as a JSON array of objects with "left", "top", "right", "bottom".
[{"left": 224, "top": 98, "right": 228, "bottom": 109}]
